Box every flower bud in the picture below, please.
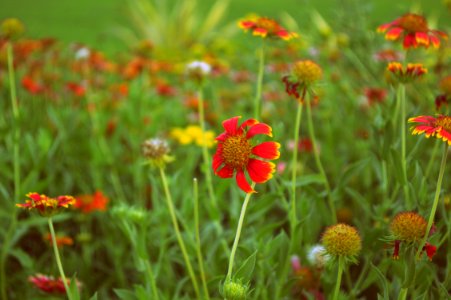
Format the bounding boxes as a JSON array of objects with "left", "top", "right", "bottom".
[
  {"left": 223, "top": 280, "right": 248, "bottom": 300},
  {"left": 1, "top": 18, "right": 25, "bottom": 40},
  {"left": 322, "top": 223, "right": 362, "bottom": 259}
]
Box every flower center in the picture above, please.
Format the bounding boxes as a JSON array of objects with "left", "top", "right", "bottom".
[
  {"left": 399, "top": 14, "right": 428, "bottom": 33},
  {"left": 221, "top": 135, "right": 253, "bottom": 169},
  {"left": 435, "top": 116, "right": 451, "bottom": 132}
]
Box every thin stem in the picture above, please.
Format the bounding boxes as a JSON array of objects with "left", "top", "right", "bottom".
[
  {"left": 397, "top": 288, "right": 408, "bottom": 300},
  {"left": 416, "top": 145, "right": 449, "bottom": 259},
  {"left": 226, "top": 182, "right": 256, "bottom": 281},
  {"left": 253, "top": 41, "right": 265, "bottom": 119},
  {"left": 332, "top": 256, "right": 345, "bottom": 300},
  {"left": 197, "top": 88, "right": 218, "bottom": 214},
  {"left": 144, "top": 260, "right": 159, "bottom": 300},
  {"left": 159, "top": 167, "right": 200, "bottom": 298},
  {"left": 290, "top": 101, "right": 303, "bottom": 228},
  {"left": 48, "top": 218, "right": 73, "bottom": 300},
  {"left": 305, "top": 93, "right": 336, "bottom": 223},
  {"left": 193, "top": 178, "right": 210, "bottom": 300},
  {"left": 0, "top": 41, "right": 20, "bottom": 300},
  {"left": 398, "top": 84, "right": 411, "bottom": 208}
]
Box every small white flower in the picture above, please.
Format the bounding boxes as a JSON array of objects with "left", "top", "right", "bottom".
[
  {"left": 75, "top": 47, "right": 90, "bottom": 60},
  {"left": 307, "top": 245, "right": 330, "bottom": 268},
  {"left": 186, "top": 60, "right": 212, "bottom": 75}
]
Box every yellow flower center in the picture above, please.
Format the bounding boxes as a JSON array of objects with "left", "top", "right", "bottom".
[
  {"left": 322, "top": 224, "right": 362, "bottom": 257},
  {"left": 221, "top": 135, "right": 253, "bottom": 169},
  {"left": 256, "top": 17, "right": 279, "bottom": 33},
  {"left": 439, "top": 76, "right": 451, "bottom": 96},
  {"left": 435, "top": 116, "right": 451, "bottom": 132},
  {"left": 390, "top": 212, "right": 427, "bottom": 242},
  {"left": 398, "top": 14, "right": 428, "bottom": 33},
  {"left": 292, "top": 60, "right": 323, "bottom": 85}
]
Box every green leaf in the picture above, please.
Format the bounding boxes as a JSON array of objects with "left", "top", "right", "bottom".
[
  {"left": 114, "top": 289, "right": 137, "bottom": 300},
  {"left": 370, "top": 262, "right": 389, "bottom": 300},
  {"left": 234, "top": 250, "right": 257, "bottom": 283},
  {"left": 69, "top": 275, "right": 81, "bottom": 300},
  {"left": 88, "top": 292, "right": 98, "bottom": 300}
]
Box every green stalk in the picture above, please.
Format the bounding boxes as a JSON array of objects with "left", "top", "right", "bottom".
[
  {"left": 398, "top": 84, "right": 411, "bottom": 208},
  {"left": 305, "top": 93, "right": 336, "bottom": 223},
  {"left": 193, "top": 178, "right": 210, "bottom": 300},
  {"left": 48, "top": 218, "right": 73, "bottom": 300},
  {"left": 197, "top": 88, "right": 218, "bottom": 214},
  {"left": 416, "top": 144, "right": 449, "bottom": 259},
  {"left": 144, "top": 260, "right": 159, "bottom": 300},
  {"left": 290, "top": 101, "right": 303, "bottom": 229},
  {"left": 225, "top": 182, "right": 256, "bottom": 281},
  {"left": 253, "top": 41, "right": 265, "bottom": 119},
  {"left": 397, "top": 288, "right": 408, "bottom": 300},
  {"left": 332, "top": 256, "right": 345, "bottom": 300},
  {"left": 0, "top": 41, "right": 20, "bottom": 300},
  {"left": 158, "top": 167, "right": 200, "bottom": 298}
]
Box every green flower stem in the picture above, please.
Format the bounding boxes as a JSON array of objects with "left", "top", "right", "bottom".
[
  {"left": 0, "top": 41, "right": 20, "bottom": 300},
  {"left": 159, "top": 167, "right": 200, "bottom": 298},
  {"left": 397, "top": 288, "right": 408, "bottom": 300},
  {"left": 290, "top": 101, "right": 303, "bottom": 228},
  {"left": 48, "top": 218, "right": 73, "bottom": 300},
  {"left": 144, "top": 259, "right": 159, "bottom": 300},
  {"left": 332, "top": 256, "right": 345, "bottom": 300},
  {"left": 398, "top": 84, "right": 411, "bottom": 208},
  {"left": 305, "top": 93, "right": 336, "bottom": 223},
  {"left": 226, "top": 182, "right": 256, "bottom": 281},
  {"left": 253, "top": 41, "right": 265, "bottom": 119},
  {"left": 197, "top": 88, "right": 218, "bottom": 214},
  {"left": 416, "top": 144, "right": 449, "bottom": 259},
  {"left": 193, "top": 178, "right": 210, "bottom": 300}
]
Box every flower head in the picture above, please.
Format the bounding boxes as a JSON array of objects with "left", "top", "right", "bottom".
[
  {"left": 377, "top": 13, "right": 448, "bottom": 49},
  {"left": 29, "top": 274, "right": 80, "bottom": 294},
  {"left": 16, "top": 193, "right": 75, "bottom": 217},
  {"left": 223, "top": 279, "right": 248, "bottom": 300},
  {"left": 386, "top": 62, "right": 427, "bottom": 84},
  {"left": 171, "top": 125, "right": 216, "bottom": 148},
  {"left": 142, "top": 138, "right": 174, "bottom": 168},
  {"left": 282, "top": 60, "right": 322, "bottom": 101},
  {"left": 186, "top": 60, "right": 212, "bottom": 82},
  {"left": 238, "top": 16, "right": 298, "bottom": 41},
  {"left": 1, "top": 18, "right": 25, "bottom": 40},
  {"left": 321, "top": 223, "right": 361, "bottom": 261},
  {"left": 74, "top": 190, "right": 109, "bottom": 213},
  {"left": 212, "top": 116, "right": 280, "bottom": 193},
  {"left": 409, "top": 115, "right": 451, "bottom": 145}
]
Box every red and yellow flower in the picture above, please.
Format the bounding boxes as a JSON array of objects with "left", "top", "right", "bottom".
[
  {"left": 74, "top": 190, "right": 109, "bottom": 213},
  {"left": 16, "top": 193, "right": 76, "bottom": 217},
  {"left": 212, "top": 116, "right": 280, "bottom": 193},
  {"left": 409, "top": 115, "right": 451, "bottom": 145},
  {"left": 377, "top": 13, "right": 448, "bottom": 49},
  {"left": 386, "top": 62, "right": 427, "bottom": 84},
  {"left": 238, "top": 16, "right": 298, "bottom": 41}
]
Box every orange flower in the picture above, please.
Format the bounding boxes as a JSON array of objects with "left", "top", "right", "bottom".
[
  {"left": 212, "top": 116, "right": 280, "bottom": 193},
  {"left": 386, "top": 62, "right": 427, "bottom": 83},
  {"left": 409, "top": 115, "right": 451, "bottom": 145},
  {"left": 238, "top": 16, "right": 298, "bottom": 41},
  {"left": 22, "top": 75, "right": 43, "bottom": 94},
  {"left": 16, "top": 193, "right": 75, "bottom": 217},
  {"left": 43, "top": 233, "right": 74, "bottom": 248},
  {"left": 66, "top": 81, "right": 86, "bottom": 97},
  {"left": 29, "top": 274, "right": 80, "bottom": 294},
  {"left": 377, "top": 13, "right": 448, "bottom": 49},
  {"left": 74, "top": 190, "right": 109, "bottom": 213}
]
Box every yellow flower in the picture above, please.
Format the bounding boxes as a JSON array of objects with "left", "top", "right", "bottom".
[{"left": 171, "top": 125, "right": 216, "bottom": 148}]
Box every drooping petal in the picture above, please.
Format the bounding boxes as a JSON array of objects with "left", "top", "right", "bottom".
[
  {"left": 239, "top": 20, "right": 255, "bottom": 29},
  {"left": 216, "top": 165, "right": 234, "bottom": 178},
  {"left": 222, "top": 116, "right": 240, "bottom": 135},
  {"left": 253, "top": 27, "right": 268, "bottom": 37},
  {"left": 392, "top": 240, "right": 400, "bottom": 260},
  {"left": 403, "top": 34, "right": 417, "bottom": 49},
  {"left": 422, "top": 243, "right": 437, "bottom": 261},
  {"left": 246, "top": 159, "right": 275, "bottom": 183},
  {"left": 236, "top": 170, "right": 255, "bottom": 193},
  {"left": 386, "top": 27, "right": 403, "bottom": 40},
  {"left": 246, "top": 123, "right": 273, "bottom": 139},
  {"left": 252, "top": 141, "right": 281, "bottom": 159},
  {"left": 240, "top": 118, "right": 259, "bottom": 131},
  {"left": 212, "top": 153, "right": 224, "bottom": 172},
  {"left": 415, "top": 32, "right": 430, "bottom": 46},
  {"left": 429, "top": 35, "right": 440, "bottom": 48}
]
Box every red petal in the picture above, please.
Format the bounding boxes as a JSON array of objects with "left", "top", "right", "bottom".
[
  {"left": 246, "top": 159, "right": 275, "bottom": 183},
  {"left": 240, "top": 118, "right": 259, "bottom": 131},
  {"left": 252, "top": 142, "right": 280, "bottom": 159},
  {"left": 386, "top": 27, "right": 403, "bottom": 40},
  {"left": 216, "top": 165, "right": 234, "bottom": 178},
  {"left": 239, "top": 21, "right": 255, "bottom": 29},
  {"left": 215, "top": 132, "right": 228, "bottom": 141},
  {"left": 403, "top": 34, "right": 417, "bottom": 49},
  {"left": 236, "top": 170, "right": 255, "bottom": 193},
  {"left": 222, "top": 116, "right": 241, "bottom": 135},
  {"left": 212, "top": 153, "right": 224, "bottom": 172},
  {"left": 423, "top": 243, "right": 437, "bottom": 261},
  {"left": 415, "top": 32, "right": 429, "bottom": 46},
  {"left": 246, "top": 123, "right": 273, "bottom": 139},
  {"left": 392, "top": 240, "right": 400, "bottom": 260},
  {"left": 429, "top": 35, "right": 440, "bottom": 48}
]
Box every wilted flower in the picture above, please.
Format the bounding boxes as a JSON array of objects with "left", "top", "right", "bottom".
[
  {"left": 212, "top": 116, "right": 280, "bottom": 193},
  {"left": 16, "top": 193, "right": 76, "bottom": 217},
  {"left": 282, "top": 60, "right": 322, "bottom": 101},
  {"left": 409, "top": 115, "right": 451, "bottom": 145},
  {"left": 389, "top": 212, "right": 437, "bottom": 260},
  {"left": 43, "top": 233, "right": 74, "bottom": 248},
  {"left": 142, "top": 138, "right": 174, "bottom": 168},
  {"left": 321, "top": 223, "right": 361, "bottom": 262},
  {"left": 238, "top": 16, "right": 298, "bottom": 41},
  {"left": 29, "top": 274, "right": 80, "bottom": 294},
  {"left": 377, "top": 13, "right": 448, "bottom": 49}
]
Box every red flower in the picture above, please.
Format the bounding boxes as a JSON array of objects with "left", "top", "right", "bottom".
[
  {"left": 66, "top": 81, "right": 86, "bottom": 97},
  {"left": 409, "top": 115, "right": 451, "bottom": 145},
  {"left": 364, "top": 88, "right": 387, "bottom": 105},
  {"left": 386, "top": 62, "right": 427, "bottom": 84},
  {"left": 377, "top": 13, "right": 448, "bottom": 49},
  {"left": 212, "top": 116, "right": 280, "bottom": 193},
  {"left": 29, "top": 274, "right": 80, "bottom": 294},
  {"left": 16, "top": 193, "right": 76, "bottom": 216},
  {"left": 239, "top": 16, "right": 298, "bottom": 41},
  {"left": 22, "top": 75, "right": 43, "bottom": 94},
  {"left": 74, "top": 190, "right": 109, "bottom": 213}
]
